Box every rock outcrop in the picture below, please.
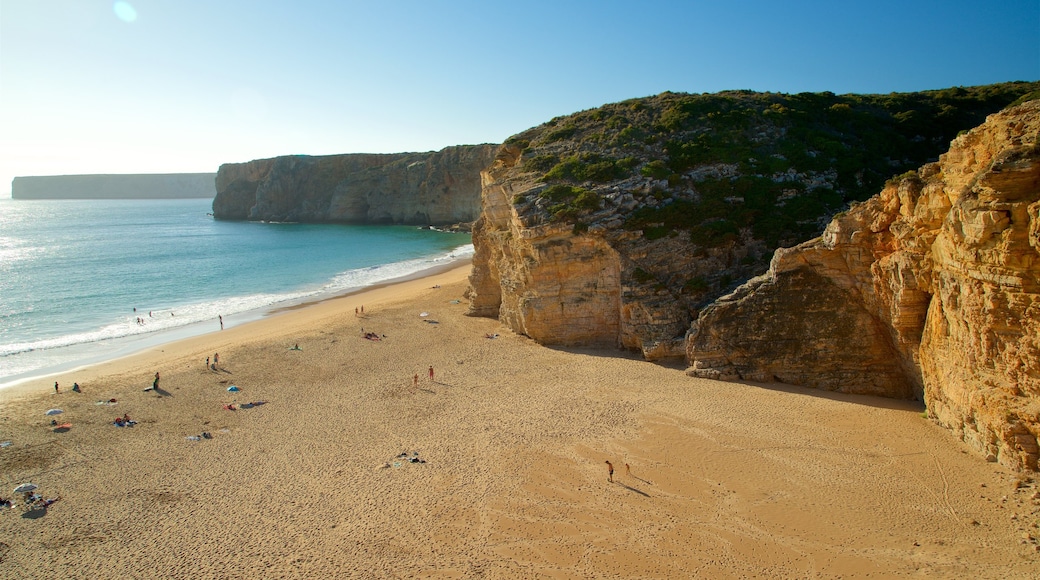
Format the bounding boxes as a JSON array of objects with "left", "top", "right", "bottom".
[
  {"left": 12, "top": 173, "right": 215, "bottom": 199},
  {"left": 466, "top": 85, "right": 1038, "bottom": 360},
  {"left": 212, "top": 145, "right": 497, "bottom": 226},
  {"left": 467, "top": 145, "right": 721, "bottom": 356},
  {"left": 687, "top": 100, "right": 1040, "bottom": 471}
]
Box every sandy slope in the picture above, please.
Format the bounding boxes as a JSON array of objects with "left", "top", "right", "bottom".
[{"left": 0, "top": 265, "right": 1038, "bottom": 578}]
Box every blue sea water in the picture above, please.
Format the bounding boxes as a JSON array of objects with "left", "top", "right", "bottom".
[{"left": 0, "top": 198, "right": 472, "bottom": 386}]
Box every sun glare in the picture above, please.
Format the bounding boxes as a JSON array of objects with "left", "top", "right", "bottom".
[{"left": 113, "top": 1, "right": 137, "bottom": 23}]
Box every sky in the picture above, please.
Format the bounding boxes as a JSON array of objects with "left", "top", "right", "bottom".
[{"left": 1, "top": 0, "right": 1037, "bottom": 196}]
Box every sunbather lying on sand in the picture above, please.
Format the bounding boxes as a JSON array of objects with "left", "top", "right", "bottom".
[{"left": 31, "top": 497, "right": 60, "bottom": 508}]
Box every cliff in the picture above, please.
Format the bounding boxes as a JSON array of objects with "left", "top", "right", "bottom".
[
  {"left": 212, "top": 145, "right": 497, "bottom": 226},
  {"left": 687, "top": 100, "right": 1040, "bottom": 471},
  {"left": 466, "top": 84, "right": 1039, "bottom": 359},
  {"left": 11, "top": 173, "right": 215, "bottom": 199}
]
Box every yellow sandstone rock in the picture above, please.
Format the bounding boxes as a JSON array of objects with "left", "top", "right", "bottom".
[{"left": 687, "top": 100, "right": 1040, "bottom": 470}]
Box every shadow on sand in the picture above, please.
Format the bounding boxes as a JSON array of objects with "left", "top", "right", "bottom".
[
  {"left": 547, "top": 345, "right": 924, "bottom": 412},
  {"left": 613, "top": 481, "right": 651, "bottom": 498},
  {"left": 21, "top": 507, "right": 47, "bottom": 520}
]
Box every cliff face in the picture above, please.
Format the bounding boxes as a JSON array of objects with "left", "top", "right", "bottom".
[
  {"left": 687, "top": 101, "right": 1040, "bottom": 471},
  {"left": 466, "top": 85, "right": 1038, "bottom": 359},
  {"left": 212, "top": 145, "right": 497, "bottom": 225},
  {"left": 12, "top": 173, "right": 215, "bottom": 199},
  {"left": 467, "top": 147, "right": 624, "bottom": 346},
  {"left": 467, "top": 146, "right": 713, "bottom": 355}
]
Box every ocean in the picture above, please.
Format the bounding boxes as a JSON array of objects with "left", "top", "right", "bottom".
[{"left": 0, "top": 197, "right": 473, "bottom": 387}]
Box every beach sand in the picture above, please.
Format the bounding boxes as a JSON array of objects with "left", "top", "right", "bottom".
[{"left": 1, "top": 264, "right": 1038, "bottom": 578}]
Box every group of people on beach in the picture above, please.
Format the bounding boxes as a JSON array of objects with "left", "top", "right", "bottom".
[
  {"left": 113, "top": 413, "right": 136, "bottom": 427},
  {"left": 132, "top": 308, "right": 176, "bottom": 326},
  {"left": 604, "top": 460, "right": 637, "bottom": 483},
  {"left": 411, "top": 366, "right": 435, "bottom": 388},
  {"left": 54, "top": 382, "right": 82, "bottom": 394},
  {"left": 0, "top": 492, "right": 60, "bottom": 511}
]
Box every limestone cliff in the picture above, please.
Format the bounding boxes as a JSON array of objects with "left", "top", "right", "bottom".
[
  {"left": 466, "top": 85, "right": 1038, "bottom": 359},
  {"left": 467, "top": 144, "right": 725, "bottom": 355},
  {"left": 687, "top": 100, "right": 1040, "bottom": 471},
  {"left": 212, "top": 145, "right": 497, "bottom": 226}
]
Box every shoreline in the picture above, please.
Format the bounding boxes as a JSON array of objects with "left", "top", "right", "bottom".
[
  {"left": 0, "top": 260, "right": 1035, "bottom": 577},
  {"left": 0, "top": 260, "right": 473, "bottom": 401},
  {"left": 0, "top": 197, "right": 474, "bottom": 391}
]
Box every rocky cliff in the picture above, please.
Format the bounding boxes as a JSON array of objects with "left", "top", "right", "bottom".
[
  {"left": 12, "top": 173, "right": 215, "bottom": 199},
  {"left": 466, "top": 84, "right": 1039, "bottom": 359},
  {"left": 687, "top": 100, "right": 1040, "bottom": 471},
  {"left": 212, "top": 145, "right": 497, "bottom": 226}
]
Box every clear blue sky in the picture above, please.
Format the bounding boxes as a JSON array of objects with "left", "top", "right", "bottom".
[{"left": 2, "top": 0, "right": 1037, "bottom": 195}]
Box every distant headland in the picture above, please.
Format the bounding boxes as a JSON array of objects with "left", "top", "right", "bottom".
[{"left": 11, "top": 173, "right": 216, "bottom": 200}]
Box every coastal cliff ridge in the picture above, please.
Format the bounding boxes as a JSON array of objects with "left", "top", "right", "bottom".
[{"left": 212, "top": 145, "right": 497, "bottom": 226}]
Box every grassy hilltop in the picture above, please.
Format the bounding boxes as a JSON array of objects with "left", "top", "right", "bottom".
[
  {"left": 466, "top": 81, "right": 1040, "bottom": 354},
  {"left": 507, "top": 81, "right": 1040, "bottom": 260}
]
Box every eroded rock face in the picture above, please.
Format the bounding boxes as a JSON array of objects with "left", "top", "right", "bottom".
[
  {"left": 212, "top": 145, "right": 497, "bottom": 225},
  {"left": 467, "top": 146, "right": 625, "bottom": 346},
  {"left": 466, "top": 145, "right": 718, "bottom": 356},
  {"left": 463, "top": 88, "right": 1040, "bottom": 359},
  {"left": 687, "top": 101, "right": 1040, "bottom": 470}
]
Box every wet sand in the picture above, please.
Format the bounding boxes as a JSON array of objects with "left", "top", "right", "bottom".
[{"left": 1, "top": 264, "right": 1037, "bottom": 578}]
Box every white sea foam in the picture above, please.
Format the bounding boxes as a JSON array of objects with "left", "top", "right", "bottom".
[{"left": 0, "top": 243, "right": 473, "bottom": 384}]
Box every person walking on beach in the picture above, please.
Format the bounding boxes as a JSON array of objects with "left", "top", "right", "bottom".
[
  {"left": 54, "top": 382, "right": 59, "bottom": 394},
  {"left": 153, "top": 372, "right": 160, "bottom": 390},
  {"left": 413, "top": 374, "right": 419, "bottom": 389},
  {"left": 219, "top": 315, "right": 224, "bottom": 330},
  {"left": 605, "top": 460, "right": 614, "bottom": 482},
  {"left": 428, "top": 365, "right": 434, "bottom": 382},
  {"left": 206, "top": 356, "right": 210, "bottom": 369},
  {"left": 214, "top": 353, "right": 219, "bottom": 368}
]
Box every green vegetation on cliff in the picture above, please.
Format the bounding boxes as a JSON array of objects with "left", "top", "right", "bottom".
[
  {"left": 488, "top": 79, "right": 1040, "bottom": 328},
  {"left": 510, "top": 82, "right": 1038, "bottom": 247},
  {"left": 502, "top": 82, "right": 1039, "bottom": 304}
]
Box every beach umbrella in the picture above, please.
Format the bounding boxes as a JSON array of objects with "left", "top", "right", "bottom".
[
  {"left": 13, "top": 483, "right": 37, "bottom": 494},
  {"left": 227, "top": 386, "right": 239, "bottom": 392},
  {"left": 45, "top": 409, "right": 63, "bottom": 416}
]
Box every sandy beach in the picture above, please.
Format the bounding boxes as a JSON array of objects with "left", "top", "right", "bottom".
[{"left": 1, "top": 263, "right": 1038, "bottom": 578}]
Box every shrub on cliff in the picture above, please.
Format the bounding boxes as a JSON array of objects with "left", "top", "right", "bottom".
[
  {"left": 544, "top": 154, "right": 637, "bottom": 183},
  {"left": 538, "top": 185, "right": 601, "bottom": 223},
  {"left": 640, "top": 160, "right": 671, "bottom": 179},
  {"left": 501, "top": 81, "right": 1040, "bottom": 310}
]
